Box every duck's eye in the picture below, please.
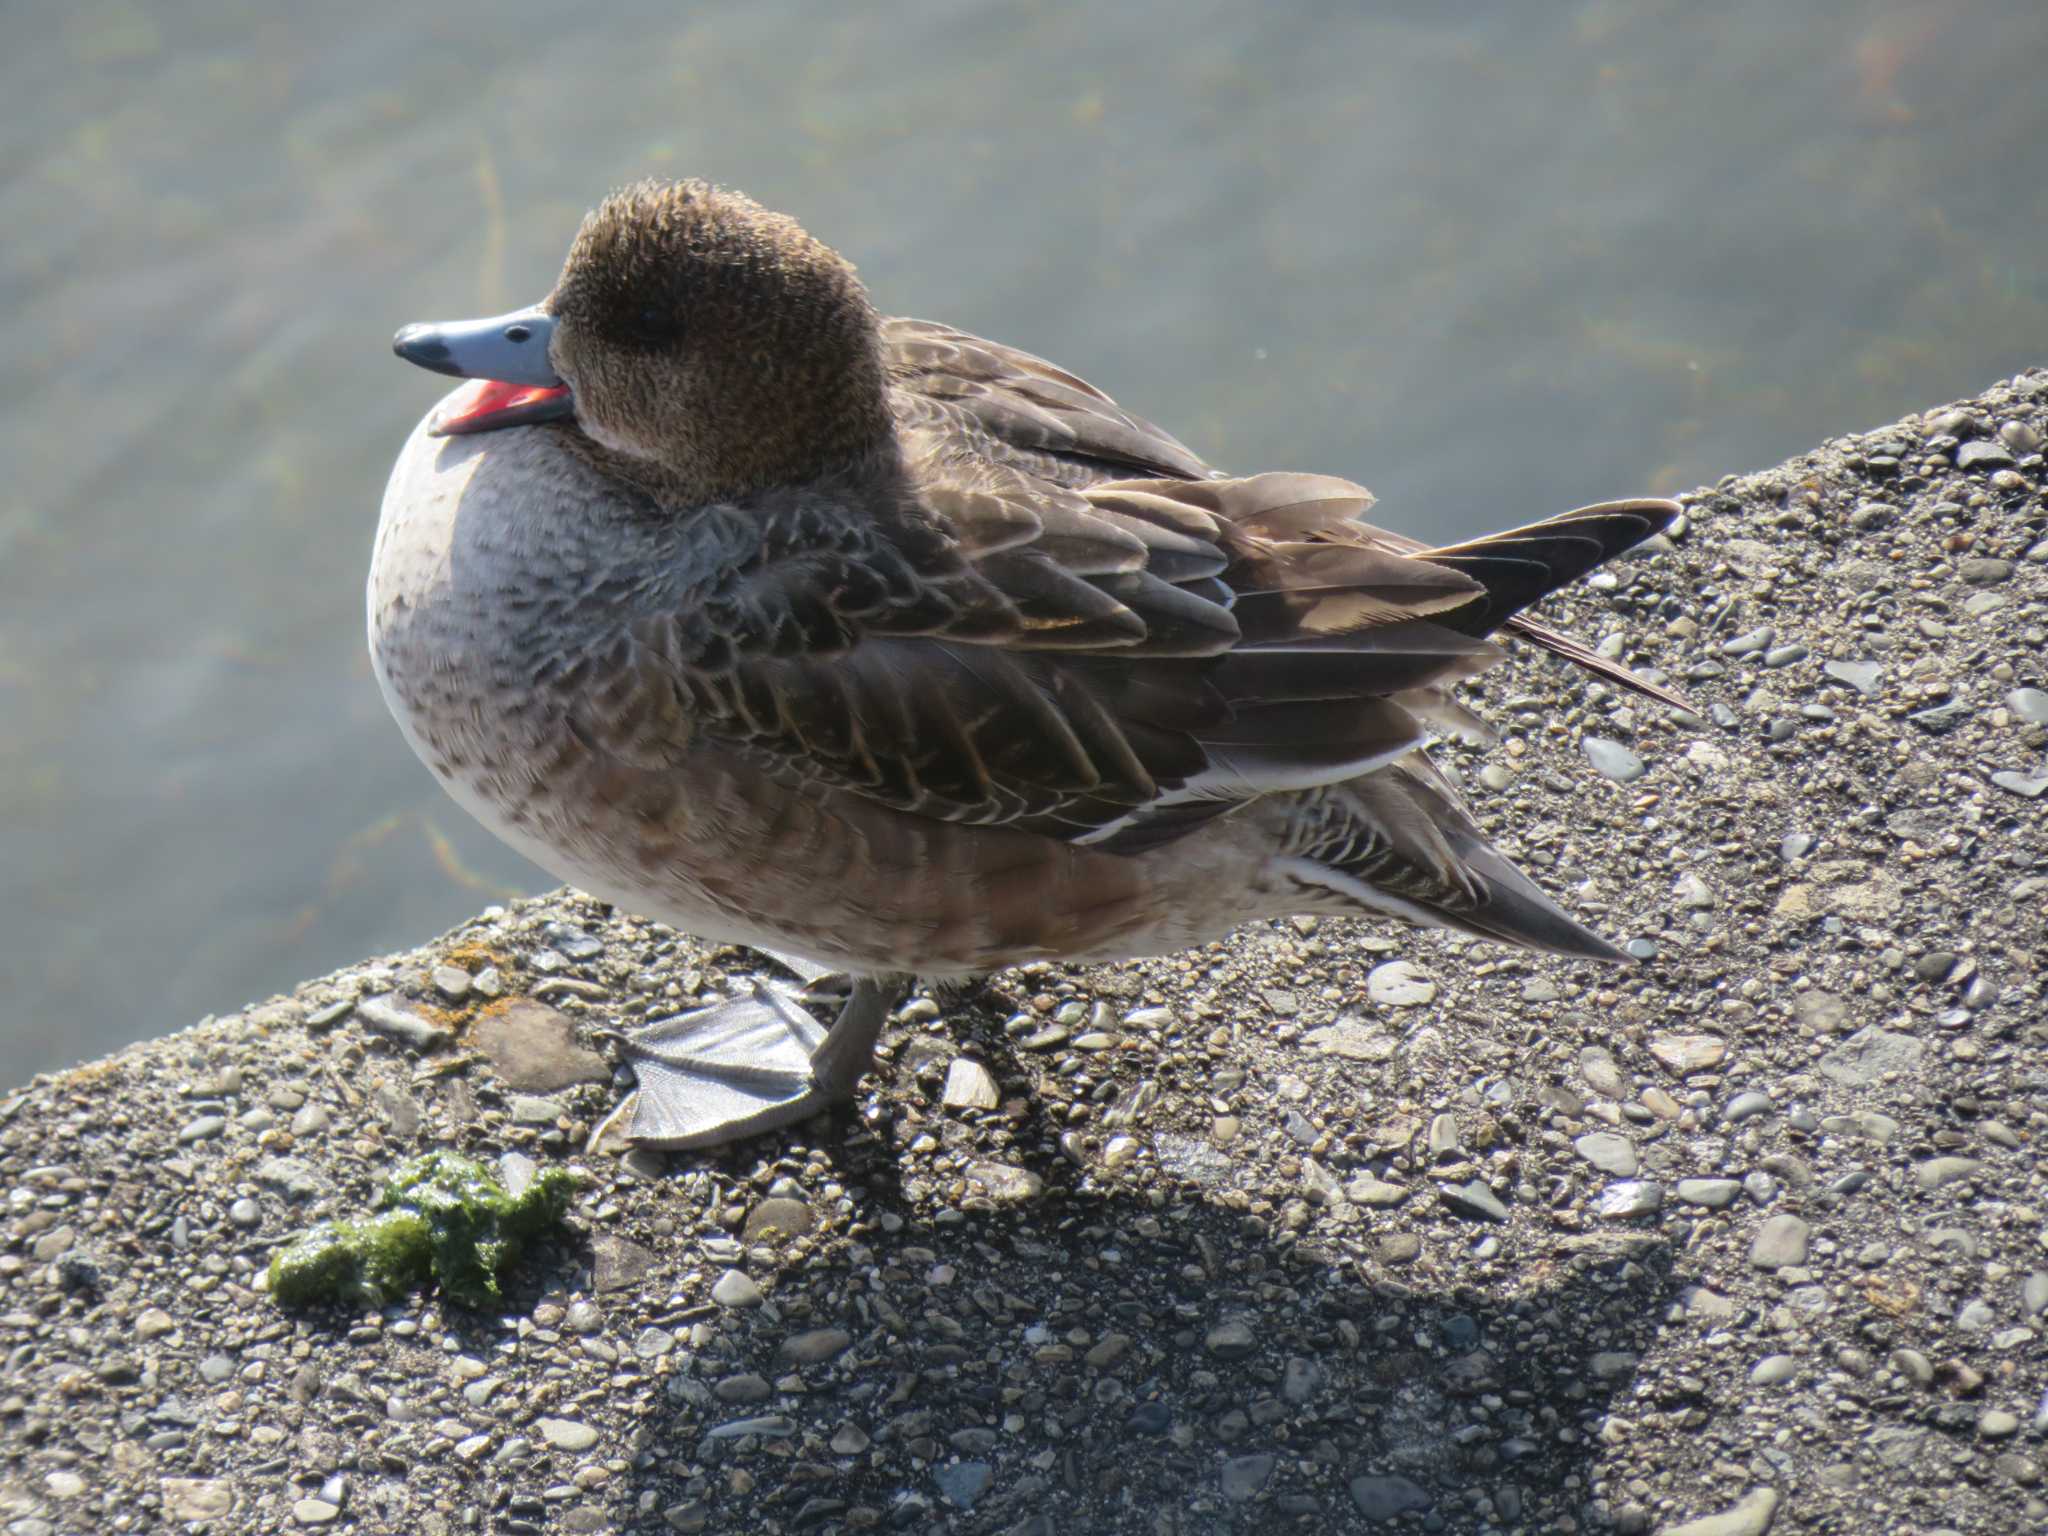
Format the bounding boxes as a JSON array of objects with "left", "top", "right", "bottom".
[{"left": 639, "top": 305, "right": 667, "bottom": 330}]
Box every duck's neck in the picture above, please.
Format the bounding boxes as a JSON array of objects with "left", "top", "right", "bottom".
[{"left": 553, "top": 420, "right": 908, "bottom": 518}]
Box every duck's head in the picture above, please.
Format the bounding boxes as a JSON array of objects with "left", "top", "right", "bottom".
[{"left": 394, "top": 179, "right": 892, "bottom": 500}]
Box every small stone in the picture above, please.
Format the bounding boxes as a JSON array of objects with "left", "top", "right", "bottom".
[
  {"left": 1823, "top": 659, "right": 1883, "bottom": 696},
  {"left": 162, "top": 1478, "right": 235, "bottom": 1521},
  {"left": 2023, "top": 1272, "right": 2048, "bottom": 1316},
  {"left": 1913, "top": 950, "right": 1959, "bottom": 982},
  {"left": 1366, "top": 961, "right": 1436, "bottom": 1007},
  {"left": 633, "top": 1327, "right": 676, "bottom": 1359},
  {"left": 1582, "top": 736, "right": 1646, "bottom": 782},
  {"left": 590, "top": 1235, "right": 657, "bottom": 1293},
  {"left": 1677, "top": 1179, "right": 1743, "bottom": 1209},
  {"left": 1890, "top": 1348, "right": 1934, "bottom": 1386},
  {"left": 1956, "top": 441, "right": 2016, "bottom": 472},
  {"left": 431, "top": 964, "right": 472, "bottom": 1002},
  {"left": 1301, "top": 1021, "right": 1397, "bottom": 1061},
  {"left": 714, "top": 1373, "right": 771, "bottom": 1404},
  {"left": 940, "top": 1058, "right": 1000, "bottom": 1110},
  {"left": 356, "top": 993, "right": 451, "bottom": 1052},
  {"left": 537, "top": 1418, "right": 600, "bottom": 1452},
  {"left": 1659, "top": 1487, "right": 1779, "bottom": 1536},
  {"left": 1723, "top": 1091, "right": 1774, "bottom": 1123},
  {"left": 1343, "top": 1176, "right": 1409, "bottom": 1207},
  {"left": 1438, "top": 1180, "right": 1508, "bottom": 1223},
  {"left": 470, "top": 999, "right": 609, "bottom": 1091},
  {"left": 778, "top": 1328, "right": 852, "bottom": 1366},
  {"left": 1282, "top": 1355, "right": 1325, "bottom": 1403},
  {"left": 1579, "top": 1047, "right": 1626, "bottom": 1097},
  {"left": 1349, "top": 1474, "right": 1431, "bottom": 1522},
  {"left": 964, "top": 1162, "right": 1043, "bottom": 1203},
  {"left": 293, "top": 1500, "right": 341, "bottom": 1526},
  {"left": 177, "top": 1115, "right": 226, "bottom": 1144},
  {"left": 1750, "top": 1354, "right": 1797, "bottom": 1385},
  {"left": 290, "top": 1104, "right": 331, "bottom": 1137},
  {"left": 1219, "top": 1453, "right": 1277, "bottom": 1501},
  {"left": 509, "top": 1094, "right": 561, "bottom": 1125},
  {"left": 1206, "top": 1320, "right": 1257, "bottom": 1360},
  {"left": 1915, "top": 1156, "right": 1982, "bottom": 1191},
  {"left": 712, "top": 1270, "right": 764, "bottom": 1308},
  {"left": 742, "top": 1198, "right": 815, "bottom": 1243},
  {"left": 1376, "top": 1232, "right": 1421, "bottom": 1264},
  {"left": 1599, "top": 1181, "right": 1663, "bottom": 1218},
  {"left": 1750, "top": 1214, "right": 1810, "bottom": 1269},
  {"left": 1427, "top": 1111, "right": 1461, "bottom": 1155},
  {"left": 1980, "top": 1410, "right": 2021, "bottom": 1439},
  {"left": 1820, "top": 1027, "right": 1923, "bottom": 1088},
  {"left": 830, "top": 1420, "right": 871, "bottom": 1455},
  {"left": 1991, "top": 771, "right": 2048, "bottom": 799},
  {"left": 135, "top": 1307, "right": 176, "bottom": 1340},
  {"left": 2008, "top": 687, "right": 2048, "bottom": 726},
  {"left": 1674, "top": 873, "right": 1719, "bottom": 909},
  {"left": 1761, "top": 643, "right": 1807, "bottom": 668},
  {"left": 1649, "top": 1034, "right": 1727, "bottom": 1074},
  {"left": 933, "top": 1462, "right": 992, "bottom": 1509},
  {"left": 1574, "top": 1132, "right": 1640, "bottom": 1177}
]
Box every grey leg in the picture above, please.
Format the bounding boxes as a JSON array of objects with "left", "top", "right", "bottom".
[{"left": 610, "top": 975, "right": 904, "bottom": 1149}]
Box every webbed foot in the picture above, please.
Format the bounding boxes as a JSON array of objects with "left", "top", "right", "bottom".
[{"left": 607, "top": 975, "right": 899, "bottom": 1149}]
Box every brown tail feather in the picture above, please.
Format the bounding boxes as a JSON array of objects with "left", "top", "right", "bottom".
[
  {"left": 1504, "top": 615, "right": 1696, "bottom": 712},
  {"left": 1423, "top": 498, "right": 1680, "bottom": 635},
  {"left": 1416, "top": 497, "right": 1691, "bottom": 711}
]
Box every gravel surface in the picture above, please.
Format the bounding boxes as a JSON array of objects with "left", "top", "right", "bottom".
[{"left": 4, "top": 373, "right": 2047, "bottom": 1534}]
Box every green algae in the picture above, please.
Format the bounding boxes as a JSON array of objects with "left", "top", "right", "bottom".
[{"left": 268, "top": 1152, "right": 580, "bottom": 1310}]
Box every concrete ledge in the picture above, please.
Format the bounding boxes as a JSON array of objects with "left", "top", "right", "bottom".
[{"left": 3, "top": 371, "right": 2046, "bottom": 1534}]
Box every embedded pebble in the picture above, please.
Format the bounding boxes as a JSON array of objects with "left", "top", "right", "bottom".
[
  {"left": 1365, "top": 961, "right": 1436, "bottom": 1007},
  {"left": 537, "top": 1418, "right": 600, "bottom": 1452},
  {"left": 1582, "top": 736, "right": 1646, "bottom": 782},
  {"left": 2008, "top": 687, "right": 2048, "bottom": 726},
  {"left": 1660, "top": 1487, "right": 1780, "bottom": 1536},
  {"left": 712, "top": 1270, "right": 765, "bottom": 1308},
  {"left": 1438, "top": 1181, "right": 1509, "bottom": 1223},
  {"left": 934, "top": 1462, "right": 993, "bottom": 1509},
  {"left": 1990, "top": 770, "right": 2048, "bottom": 798},
  {"left": 1649, "top": 1034, "right": 1727, "bottom": 1074},
  {"left": 1823, "top": 659, "right": 1883, "bottom": 695},
  {"left": 1350, "top": 1475, "right": 1431, "bottom": 1521},
  {"left": 1574, "top": 1132, "right": 1640, "bottom": 1177},
  {"left": 940, "top": 1058, "right": 1000, "bottom": 1110},
  {"left": 355, "top": 993, "right": 451, "bottom": 1051},
  {"left": 1599, "top": 1181, "right": 1663, "bottom": 1219},
  {"left": 1677, "top": 1179, "right": 1743, "bottom": 1209},
  {"left": 1751, "top": 1215, "right": 1811, "bottom": 1269},
  {"left": 1915, "top": 1157, "right": 1982, "bottom": 1191},
  {"left": 1750, "top": 1354, "right": 1798, "bottom": 1385}
]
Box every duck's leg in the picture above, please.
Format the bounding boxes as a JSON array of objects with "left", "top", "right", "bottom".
[{"left": 611, "top": 975, "right": 904, "bottom": 1149}]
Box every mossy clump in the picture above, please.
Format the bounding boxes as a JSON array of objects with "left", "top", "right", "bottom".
[{"left": 268, "top": 1151, "right": 580, "bottom": 1310}]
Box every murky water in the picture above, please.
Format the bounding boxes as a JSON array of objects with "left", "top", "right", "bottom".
[{"left": 4, "top": 0, "right": 2045, "bottom": 1083}]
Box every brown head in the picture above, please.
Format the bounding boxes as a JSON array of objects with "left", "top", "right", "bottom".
[{"left": 394, "top": 179, "right": 895, "bottom": 503}]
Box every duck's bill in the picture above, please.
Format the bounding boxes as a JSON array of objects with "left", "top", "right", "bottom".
[
  {"left": 392, "top": 306, "right": 574, "bottom": 435},
  {"left": 429, "top": 378, "right": 575, "bottom": 436}
]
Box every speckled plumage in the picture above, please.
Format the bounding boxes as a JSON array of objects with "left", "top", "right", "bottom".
[{"left": 372, "top": 179, "right": 1680, "bottom": 1016}]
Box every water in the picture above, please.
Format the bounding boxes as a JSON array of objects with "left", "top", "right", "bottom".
[{"left": 4, "top": 0, "right": 2044, "bottom": 1085}]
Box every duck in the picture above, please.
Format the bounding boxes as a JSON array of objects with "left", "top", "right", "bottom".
[{"left": 375, "top": 178, "right": 1683, "bottom": 1150}]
